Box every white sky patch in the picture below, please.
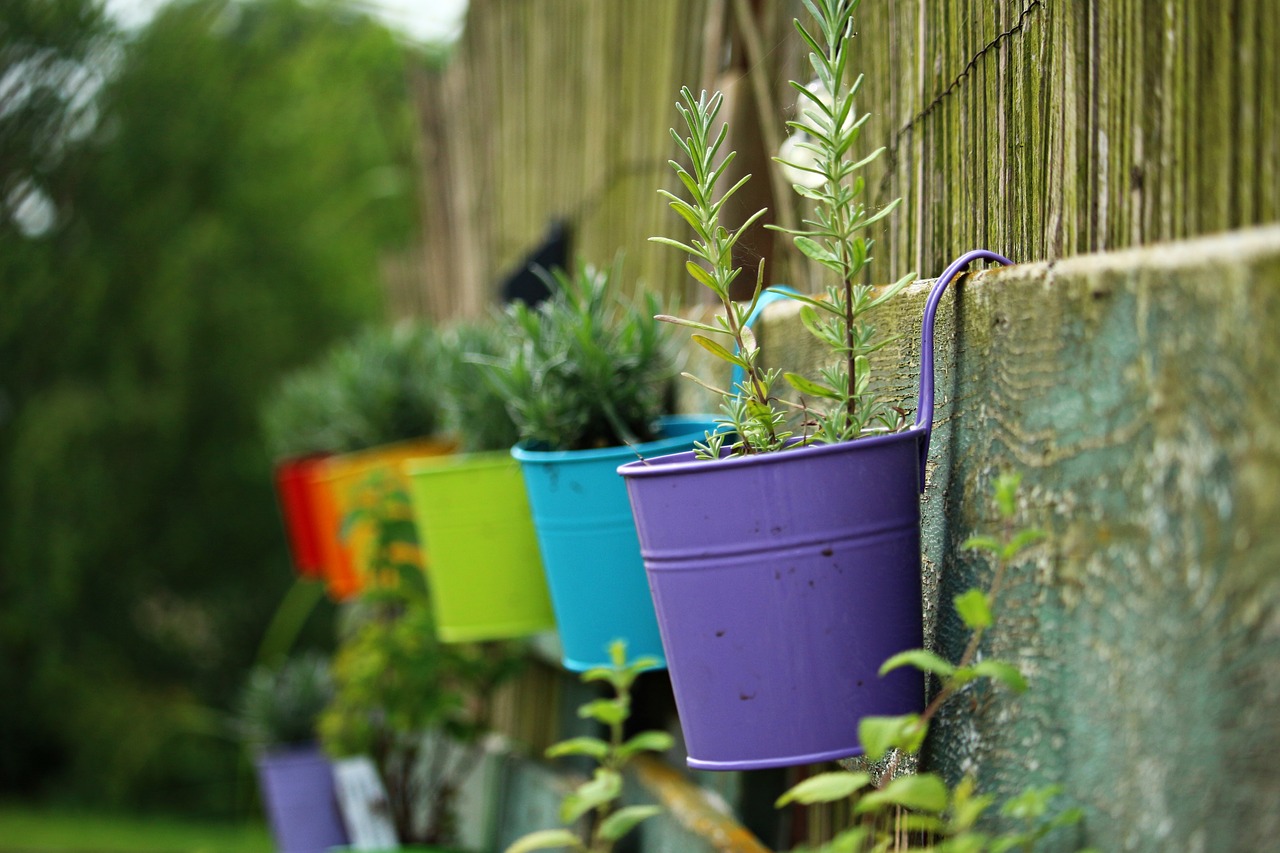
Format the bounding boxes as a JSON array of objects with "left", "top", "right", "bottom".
[
  {"left": 103, "top": 0, "right": 469, "bottom": 45},
  {"left": 349, "top": 0, "right": 468, "bottom": 45}
]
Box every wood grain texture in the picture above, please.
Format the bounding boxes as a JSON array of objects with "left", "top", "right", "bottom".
[
  {"left": 405, "top": 0, "right": 721, "bottom": 321},
  {"left": 840, "top": 0, "right": 1280, "bottom": 286},
  {"left": 747, "top": 226, "right": 1280, "bottom": 851}
]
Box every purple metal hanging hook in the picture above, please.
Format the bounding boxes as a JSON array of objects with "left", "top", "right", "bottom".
[{"left": 914, "top": 249, "right": 1014, "bottom": 491}]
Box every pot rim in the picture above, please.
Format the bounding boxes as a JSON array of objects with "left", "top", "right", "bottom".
[
  {"left": 510, "top": 414, "right": 718, "bottom": 465},
  {"left": 406, "top": 448, "right": 517, "bottom": 476},
  {"left": 617, "top": 424, "right": 926, "bottom": 479}
]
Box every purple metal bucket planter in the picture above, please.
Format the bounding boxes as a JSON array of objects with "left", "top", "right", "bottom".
[
  {"left": 618, "top": 250, "right": 1012, "bottom": 770},
  {"left": 254, "top": 744, "right": 350, "bottom": 853}
]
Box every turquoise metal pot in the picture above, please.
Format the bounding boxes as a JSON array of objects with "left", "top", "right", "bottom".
[{"left": 512, "top": 416, "right": 716, "bottom": 670}]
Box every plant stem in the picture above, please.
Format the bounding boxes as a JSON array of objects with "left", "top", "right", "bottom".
[
  {"left": 723, "top": 290, "right": 778, "bottom": 451},
  {"left": 879, "top": 511, "right": 1017, "bottom": 788},
  {"left": 844, "top": 272, "right": 857, "bottom": 432}
]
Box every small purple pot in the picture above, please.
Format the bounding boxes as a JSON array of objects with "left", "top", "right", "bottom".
[
  {"left": 254, "top": 744, "right": 349, "bottom": 853},
  {"left": 618, "top": 250, "right": 1012, "bottom": 770}
]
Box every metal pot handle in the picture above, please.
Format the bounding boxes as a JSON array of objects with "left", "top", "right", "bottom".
[{"left": 914, "top": 249, "right": 1015, "bottom": 490}]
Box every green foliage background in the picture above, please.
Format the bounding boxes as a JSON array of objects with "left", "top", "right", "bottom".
[{"left": 0, "top": 0, "right": 425, "bottom": 815}]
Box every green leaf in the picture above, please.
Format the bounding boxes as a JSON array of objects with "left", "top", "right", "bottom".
[
  {"left": 858, "top": 715, "right": 924, "bottom": 761},
  {"left": 775, "top": 771, "right": 870, "bottom": 807},
  {"left": 647, "top": 235, "right": 701, "bottom": 257},
  {"left": 961, "top": 534, "right": 1002, "bottom": 555},
  {"left": 947, "top": 775, "right": 996, "bottom": 833},
  {"left": 825, "top": 826, "right": 872, "bottom": 853},
  {"left": 504, "top": 829, "right": 584, "bottom": 853},
  {"left": 954, "top": 589, "right": 992, "bottom": 630},
  {"left": 899, "top": 813, "right": 946, "bottom": 834},
  {"left": 794, "top": 235, "right": 838, "bottom": 266},
  {"left": 667, "top": 198, "right": 709, "bottom": 235},
  {"left": 855, "top": 773, "right": 949, "bottom": 815},
  {"left": 936, "top": 833, "right": 990, "bottom": 853},
  {"left": 560, "top": 769, "right": 622, "bottom": 823},
  {"left": 691, "top": 334, "right": 746, "bottom": 368},
  {"left": 679, "top": 371, "right": 731, "bottom": 397},
  {"left": 616, "top": 730, "right": 675, "bottom": 760},
  {"left": 1000, "top": 784, "right": 1062, "bottom": 820},
  {"left": 597, "top": 805, "right": 662, "bottom": 842},
  {"left": 879, "top": 649, "right": 956, "bottom": 678},
  {"left": 784, "top": 372, "right": 842, "bottom": 400},
  {"left": 994, "top": 472, "right": 1022, "bottom": 517},
  {"left": 685, "top": 260, "right": 717, "bottom": 289},
  {"left": 622, "top": 655, "right": 662, "bottom": 678},
  {"left": 545, "top": 736, "right": 610, "bottom": 761},
  {"left": 867, "top": 270, "right": 918, "bottom": 309},
  {"left": 791, "top": 303, "right": 821, "bottom": 339},
  {"left": 654, "top": 314, "right": 722, "bottom": 334},
  {"left": 971, "top": 660, "right": 1028, "bottom": 693},
  {"left": 577, "top": 699, "right": 627, "bottom": 726},
  {"left": 1002, "top": 527, "right": 1047, "bottom": 561},
  {"left": 858, "top": 197, "right": 901, "bottom": 232},
  {"left": 990, "top": 835, "right": 1035, "bottom": 853},
  {"left": 781, "top": 288, "right": 843, "bottom": 316},
  {"left": 579, "top": 666, "right": 615, "bottom": 683},
  {"left": 1049, "top": 806, "right": 1086, "bottom": 829}
]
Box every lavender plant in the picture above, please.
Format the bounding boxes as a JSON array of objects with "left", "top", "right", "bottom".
[
  {"left": 484, "top": 259, "right": 674, "bottom": 452},
  {"left": 654, "top": 0, "right": 916, "bottom": 457}
]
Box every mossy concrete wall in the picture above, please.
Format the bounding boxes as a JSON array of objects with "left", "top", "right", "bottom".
[{"left": 726, "top": 226, "right": 1280, "bottom": 851}]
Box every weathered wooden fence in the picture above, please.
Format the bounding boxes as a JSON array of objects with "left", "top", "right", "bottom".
[
  {"left": 852, "top": 0, "right": 1280, "bottom": 283},
  {"left": 392, "top": 0, "right": 726, "bottom": 320},
  {"left": 394, "top": 0, "right": 1278, "bottom": 320}
]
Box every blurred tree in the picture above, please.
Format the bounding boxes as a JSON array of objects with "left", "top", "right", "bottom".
[{"left": 0, "top": 0, "right": 422, "bottom": 814}]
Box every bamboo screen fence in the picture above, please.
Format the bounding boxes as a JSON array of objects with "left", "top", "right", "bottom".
[
  {"left": 388, "top": 0, "right": 735, "bottom": 321},
  {"left": 855, "top": 0, "right": 1279, "bottom": 283},
  {"left": 390, "top": 0, "right": 1279, "bottom": 321}
]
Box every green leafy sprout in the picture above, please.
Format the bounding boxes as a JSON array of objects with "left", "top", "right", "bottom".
[
  {"left": 654, "top": 0, "right": 917, "bottom": 458},
  {"left": 505, "top": 640, "right": 673, "bottom": 853},
  {"left": 323, "top": 469, "right": 526, "bottom": 845}
]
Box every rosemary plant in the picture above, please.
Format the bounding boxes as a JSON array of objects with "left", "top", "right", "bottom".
[
  {"left": 652, "top": 87, "right": 790, "bottom": 456},
  {"left": 654, "top": 0, "right": 916, "bottom": 456}
]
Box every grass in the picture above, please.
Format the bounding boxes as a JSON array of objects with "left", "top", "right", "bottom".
[{"left": 0, "top": 803, "right": 272, "bottom": 853}]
